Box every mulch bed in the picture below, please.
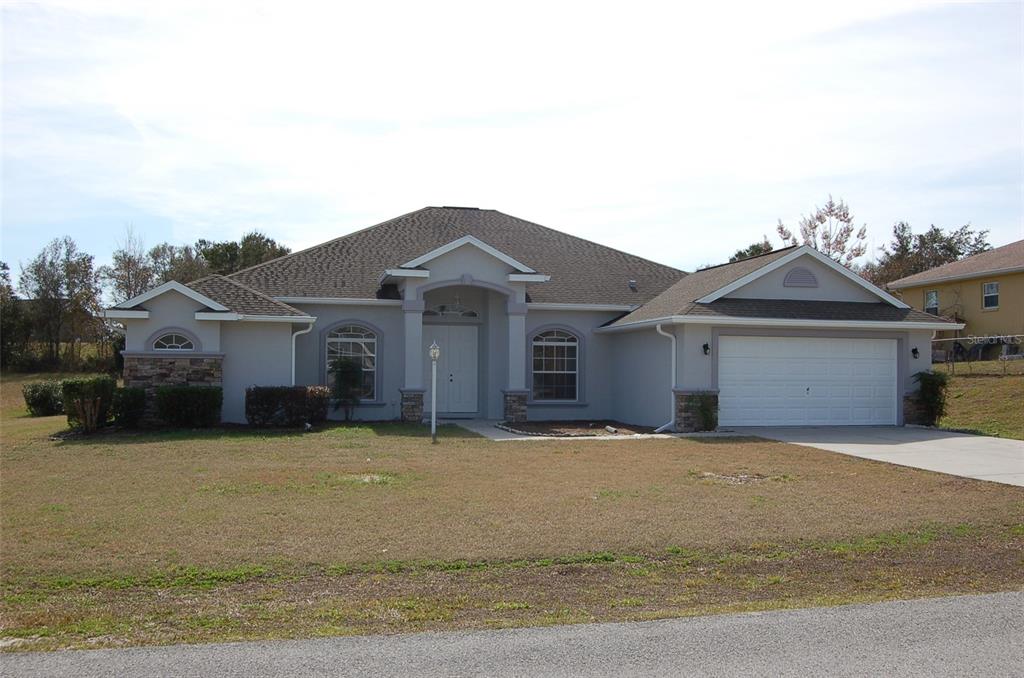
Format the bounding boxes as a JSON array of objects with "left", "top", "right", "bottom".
[{"left": 497, "top": 420, "right": 656, "bottom": 437}]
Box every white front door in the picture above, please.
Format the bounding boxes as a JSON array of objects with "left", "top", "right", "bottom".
[
  {"left": 423, "top": 325, "right": 479, "bottom": 414},
  {"left": 718, "top": 336, "right": 898, "bottom": 426}
]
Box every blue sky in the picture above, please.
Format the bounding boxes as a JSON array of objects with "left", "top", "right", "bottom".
[{"left": 2, "top": 0, "right": 1022, "bottom": 279}]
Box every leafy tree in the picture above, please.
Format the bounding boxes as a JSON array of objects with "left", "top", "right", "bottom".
[
  {"left": 729, "top": 238, "right": 774, "bottom": 263},
  {"left": 98, "top": 227, "right": 154, "bottom": 303},
  {"left": 0, "top": 261, "right": 31, "bottom": 368},
  {"left": 18, "top": 237, "right": 102, "bottom": 367},
  {"left": 776, "top": 195, "right": 867, "bottom": 266},
  {"left": 148, "top": 243, "right": 209, "bottom": 284},
  {"left": 196, "top": 231, "right": 290, "bottom": 276},
  {"left": 860, "top": 222, "right": 990, "bottom": 286}
]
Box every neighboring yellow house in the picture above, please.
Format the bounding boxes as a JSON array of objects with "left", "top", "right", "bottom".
[{"left": 888, "top": 239, "right": 1023, "bottom": 355}]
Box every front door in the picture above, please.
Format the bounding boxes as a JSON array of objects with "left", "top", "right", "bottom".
[{"left": 423, "top": 325, "right": 478, "bottom": 414}]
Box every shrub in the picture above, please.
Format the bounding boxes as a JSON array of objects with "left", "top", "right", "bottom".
[
  {"left": 245, "top": 385, "right": 330, "bottom": 427},
  {"left": 912, "top": 371, "right": 950, "bottom": 426},
  {"left": 22, "top": 380, "right": 65, "bottom": 416},
  {"left": 61, "top": 376, "right": 116, "bottom": 433},
  {"left": 686, "top": 393, "right": 718, "bottom": 432},
  {"left": 155, "top": 386, "right": 222, "bottom": 428},
  {"left": 330, "top": 357, "right": 364, "bottom": 421},
  {"left": 111, "top": 387, "right": 146, "bottom": 428}
]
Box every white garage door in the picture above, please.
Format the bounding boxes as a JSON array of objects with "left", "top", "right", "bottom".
[{"left": 718, "top": 336, "right": 897, "bottom": 426}]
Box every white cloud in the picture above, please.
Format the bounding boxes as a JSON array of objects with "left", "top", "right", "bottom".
[{"left": 2, "top": 0, "right": 1021, "bottom": 270}]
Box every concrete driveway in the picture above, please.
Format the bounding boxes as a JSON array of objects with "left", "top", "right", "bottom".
[{"left": 738, "top": 426, "right": 1024, "bottom": 486}]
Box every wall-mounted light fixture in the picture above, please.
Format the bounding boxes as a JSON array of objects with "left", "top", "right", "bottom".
[
  {"left": 912, "top": 347, "right": 920, "bottom": 359},
  {"left": 703, "top": 342, "right": 711, "bottom": 356}
]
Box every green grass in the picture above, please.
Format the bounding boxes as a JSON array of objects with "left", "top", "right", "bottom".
[{"left": 934, "top": 360, "right": 1024, "bottom": 439}]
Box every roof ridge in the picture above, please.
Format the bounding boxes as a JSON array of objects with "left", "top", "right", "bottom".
[
  {"left": 486, "top": 209, "right": 685, "bottom": 276},
  {"left": 692, "top": 245, "right": 798, "bottom": 273},
  {"left": 226, "top": 206, "right": 437, "bottom": 280},
  {"left": 211, "top": 274, "right": 307, "bottom": 315}
]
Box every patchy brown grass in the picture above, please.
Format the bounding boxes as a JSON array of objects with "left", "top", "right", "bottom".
[
  {"left": 1, "top": 372, "right": 1022, "bottom": 650},
  {"left": 934, "top": 360, "right": 1024, "bottom": 439}
]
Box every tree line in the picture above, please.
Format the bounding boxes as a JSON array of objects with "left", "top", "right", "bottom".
[
  {"left": 1, "top": 230, "right": 290, "bottom": 371},
  {"left": 727, "top": 195, "right": 990, "bottom": 285}
]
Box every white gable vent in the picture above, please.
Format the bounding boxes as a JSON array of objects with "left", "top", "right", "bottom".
[{"left": 783, "top": 266, "right": 818, "bottom": 288}]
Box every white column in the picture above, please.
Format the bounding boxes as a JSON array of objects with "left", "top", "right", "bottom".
[
  {"left": 403, "top": 300, "right": 424, "bottom": 389},
  {"left": 507, "top": 304, "right": 527, "bottom": 391}
]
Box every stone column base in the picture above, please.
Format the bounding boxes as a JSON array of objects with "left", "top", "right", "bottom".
[
  {"left": 673, "top": 389, "right": 719, "bottom": 432},
  {"left": 502, "top": 390, "right": 529, "bottom": 423},
  {"left": 123, "top": 354, "right": 223, "bottom": 424},
  {"left": 400, "top": 389, "right": 425, "bottom": 423}
]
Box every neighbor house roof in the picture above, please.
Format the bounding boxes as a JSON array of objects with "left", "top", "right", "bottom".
[
  {"left": 229, "top": 207, "right": 684, "bottom": 305},
  {"left": 186, "top": 275, "right": 309, "bottom": 317},
  {"left": 608, "top": 246, "right": 958, "bottom": 328},
  {"left": 887, "top": 239, "right": 1024, "bottom": 290}
]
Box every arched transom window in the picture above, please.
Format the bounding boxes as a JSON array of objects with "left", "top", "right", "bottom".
[
  {"left": 326, "top": 325, "right": 377, "bottom": 400},
  {"left": 153, "top": 333, "right": 195, "bottom": 351},
  {"left": 532, "top": 329, "right": 578, "bottom": 401}
]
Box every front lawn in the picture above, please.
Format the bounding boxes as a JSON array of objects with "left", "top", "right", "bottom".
[
  {"left": 935, "top": 360, "right": 1024, "bottom": 439},
  {"left": 1, "top": 372, "right": 1022, "bottom": 650}
]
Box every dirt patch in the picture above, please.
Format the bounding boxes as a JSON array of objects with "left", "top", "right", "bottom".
[{"left": 498, "top": 420, "right": 655, "bottom": 436}]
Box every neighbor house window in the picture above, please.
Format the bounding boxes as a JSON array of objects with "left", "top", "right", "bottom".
[
  {"left": 153, "top": 333, "right": 195, "bottom": 351},
  {"left": 326, "top": 325, "right": 376, "bottom": 399},
  {"left": 532, "top": 329, "right": 578, "bottom": 401},
  {"left": 982, "top": 282, "right": 999, "bottom": 309},
  {"left": 924, "top": 290, "right": 939, "bottom": 316}
]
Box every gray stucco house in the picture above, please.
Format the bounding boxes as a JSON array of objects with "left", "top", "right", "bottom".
[{"left": 103, "top": 207, "right": 960, "bottom": 429}]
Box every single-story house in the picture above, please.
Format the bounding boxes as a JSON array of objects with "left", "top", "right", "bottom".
[
  {"left": 887, "top": 239, "right": 1023, "bottom": 354},
  {"left": 103, "top": 207, "right": 960, "bottom": 429}
]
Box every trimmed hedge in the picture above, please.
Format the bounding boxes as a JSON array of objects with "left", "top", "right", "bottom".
[
  {"left": 245, "top": 385, "right": 330, "bottom": 428},
  {"left": 22, "top": 381, "right": 65, "bottom": 416},
  {"left": 155, "top": 386, "right": 223, "bottom": 428},
  {"left": 112, "top": 387, "right": 146, "bottom": 428},
  {"left": 62, "top": 376, "right": 116, "bottom": 433}
]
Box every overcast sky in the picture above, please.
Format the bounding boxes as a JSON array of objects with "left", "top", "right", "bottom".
[{"left": 2, "top": 0, "right": 1022, "bottom": 278}]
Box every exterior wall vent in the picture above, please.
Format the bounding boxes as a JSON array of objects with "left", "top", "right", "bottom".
[{"left": 783, "top": 266, "right": 818, "bottom": 288}]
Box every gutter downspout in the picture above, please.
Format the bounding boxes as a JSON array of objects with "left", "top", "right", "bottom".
[
  {"left": 291, "top": 322, "right": 315, "bottom": 386},
  {"left": 654, "top": 323, "right": 677, "bottom": 433}
]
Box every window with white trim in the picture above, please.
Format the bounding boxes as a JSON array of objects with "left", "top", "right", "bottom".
[
  {"left": 924, "top": 290, "right": 939, "bottom": 316},
  {"left": 153, "top": 333, "right": 195, "bottom": 351},
  {"left": 326, "top": 325, "right": 376, "bottom": 399},
  {"left": 531, "top": 330, "right": 578, "bottom": 401},
  {"left": 982, "top": 282, "right": 999, "bottom": 309}
]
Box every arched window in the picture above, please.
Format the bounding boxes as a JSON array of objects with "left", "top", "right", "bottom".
[
  {"left": 326, "top": 324, "right": 377, "bottom": 400},
  {"left": 531, "top": 329, "right": 578, "bottom": 401},
  {"left": 153, "top": 333, "right": 195, "bottom": 351}
]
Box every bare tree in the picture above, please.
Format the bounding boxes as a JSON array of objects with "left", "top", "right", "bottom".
[
  {"left": 776, "top": 195, "right": 867, "bottom": 266},
  {"left": 99, "top": 226, "right": 154, "bottom": 303}
]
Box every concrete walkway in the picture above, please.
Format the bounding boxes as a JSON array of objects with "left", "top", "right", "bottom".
[
  {"left": 453, "top": 419, "right": 683, "bottom": 441},
  {"left": 738, "top": 426, "right": 1024, "bottom": 486},
  {"left": 4, "top": 592, "right": 1022, "bottom": 677}
]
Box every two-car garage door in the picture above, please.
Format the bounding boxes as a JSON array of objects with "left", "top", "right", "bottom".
[{"left": 718, "top": 336, "right": 897, "bottom": 426}]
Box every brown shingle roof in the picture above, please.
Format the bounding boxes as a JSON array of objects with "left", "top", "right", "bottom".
[
  {"left": 887, "top": 239, "right": 1024, "bottom": 289},
  {"left": 608, "top": 247, "right": 797, "bottom": 324},
  {"left": 609, "top": 246, "right": 958, "bottom": 327},
  {"left": 229, "top": 207, "right": 684, "bottom": 305},
  {"left": 187, "top": 275, "right": 309, "bottom": 317}
]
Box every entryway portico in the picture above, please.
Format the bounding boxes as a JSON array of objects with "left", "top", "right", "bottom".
[{"left": 390, "top": 236, "right": 541, "bottom": 422}]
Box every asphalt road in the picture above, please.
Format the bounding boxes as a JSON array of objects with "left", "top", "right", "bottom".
[{"left": 3, "top": 592, "right": 1022, "bottom": 677}]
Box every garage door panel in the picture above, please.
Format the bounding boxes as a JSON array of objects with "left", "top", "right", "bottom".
[{"left": 718, "top": 336, "right": 897, "bottom": 427}]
